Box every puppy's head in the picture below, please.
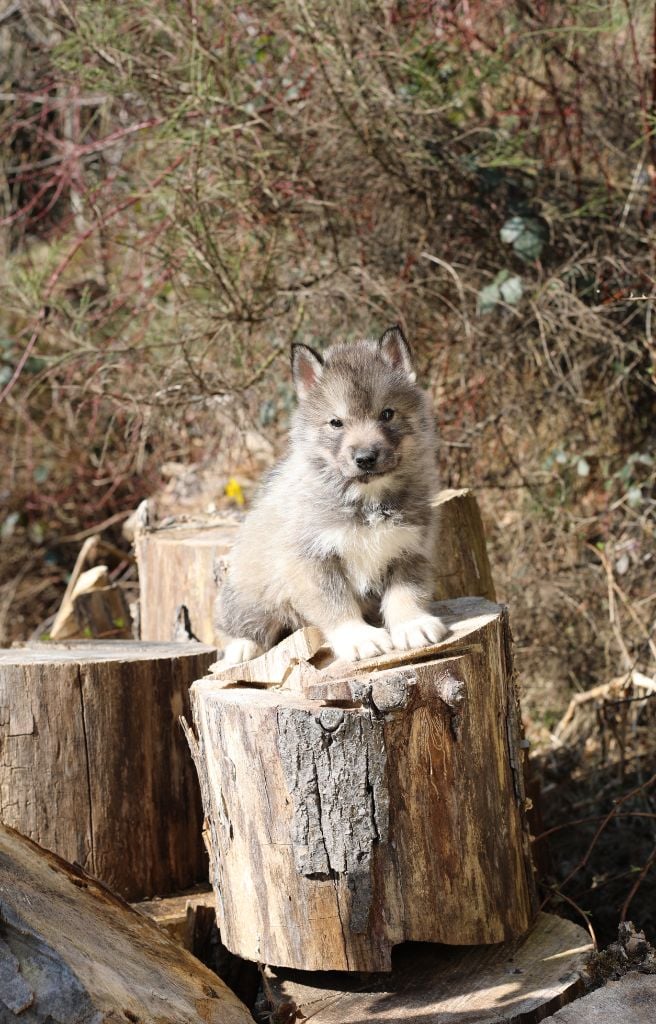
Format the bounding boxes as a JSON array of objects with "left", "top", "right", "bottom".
[{"left": 291, "top": 326, "right": 434, "bottom": 495}]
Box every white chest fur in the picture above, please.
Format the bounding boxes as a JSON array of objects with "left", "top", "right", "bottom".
[{"left": 311, "top": 519, "right": 423, "bottom": 595}]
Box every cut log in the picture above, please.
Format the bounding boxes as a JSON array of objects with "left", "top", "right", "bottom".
[
  {"left": 186, "top": 596, "right": 537, "bottom": 972},
  {"left": 0, "top": 824, "right": 251, "bottom": 1024},
  {"left": 261, "top": 912, "right": 593, "bottom": 1024},
  {"left": 0, "top": 640, "right": 213, "bottom": 900},
  {"left": 136, "top": 489, "right": 495, "bottom": 644},
  {"left": 135, "top": 512, "right": 241, "bottom": 642}
]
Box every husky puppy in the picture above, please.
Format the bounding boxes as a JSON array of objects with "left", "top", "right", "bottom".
[{"left": 216, "top": 325, "right": 448, "bottom": 663}]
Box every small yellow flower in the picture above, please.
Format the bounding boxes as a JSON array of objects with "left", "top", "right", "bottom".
[{"left": 225, "top": 477, "right": 245, "bottom": 506}]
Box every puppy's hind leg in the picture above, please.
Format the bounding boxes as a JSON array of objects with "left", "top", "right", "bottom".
[
  {"left": 214, "top": 582, "right": 282, "bottom": 666},
  {"left": 222, "top": 636, "right": 264, "bottom": 666}
]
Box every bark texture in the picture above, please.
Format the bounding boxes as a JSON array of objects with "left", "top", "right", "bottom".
[
  {"left": 188, "top": 596, "right": 537, "bottom": 972},
  {"left": 0, "top": 824, "right": 251, "bottom": 1024},
  {"left": 0, "top": 640, "right": 213, "bottom": 900},
  {"left": 136, "top": 489, "right": 494, "bottom": 644}
]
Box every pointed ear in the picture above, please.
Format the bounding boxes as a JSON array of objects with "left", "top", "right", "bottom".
[
  {"left": 291, "top": 343, "right": 324, "bottom": 400},
  {"left": 378, "top": 325, "right": 416, "bottom": 382}
]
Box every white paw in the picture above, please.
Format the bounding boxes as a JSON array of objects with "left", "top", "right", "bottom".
[
  {"left": 390, "top": 614, "right": 448, "bottom": 651},
  {"left": 222, "top": 638, "right": 264, "bottom": 665},
  {"left": 328, "top": 621, "right": 394, "bottom": 662}
]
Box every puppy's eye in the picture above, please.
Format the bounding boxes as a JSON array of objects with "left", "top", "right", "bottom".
[
  {"left": 380, "top": 408, "right": 395, "bottom": 422},
  {"left": 329, "top": 418, "right": 343, "bottom": 429}
]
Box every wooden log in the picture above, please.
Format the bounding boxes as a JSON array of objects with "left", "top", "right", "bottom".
[
  {"left": 134, "top": 887, "right": 261, "bottom": 1009},
  {"left": 261, "top": 911, "right": 593, "bottom": 1024},
  {"left": 0, "top": 640, "right": 213, "bottom": 900},
  {"left": 186, "top": 596, "right": 537, "bottom": 972},
  {"left": 135, "top": 513, "right": 240, "bottom": 643},
  {"left": 136, "top": 489, "right": 495, "bottom": 644},
  {"left": 432, "top": 487, "right": 496, "bottom": 602},
  {"left": 0, "top": 824, "right": 251, "bottom": 1024}
]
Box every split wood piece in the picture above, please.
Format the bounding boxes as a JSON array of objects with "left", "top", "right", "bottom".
[
  {"left": 73, "top": 581, "right": 133, "bottom": 639},
  {"left": 136, "top": 489, "right": 495, "bottom": 645},
  {"left": 263, "top": 912, "right": 593, "bottom": 1024},
  {"left": 51, "top": 537, "right": 134, "bottom": 640},
  {"left": 207, "top": 625, "right": 326, "bottom": 684},
  {"left": 135, "top": 512, "right": 241, "bottom": 642},
  {"left": 0, "top": 640, "right": 213, "bottom": 900},
  {"left": 50, "top": 536, "right": 102, "bottom": 639},
  {"left": 187, "top": 596, "right": 537, "bottom": 972},
  {"left": 134, "top": 884, "right": 215, "bottom": 949},
  {"left": 206, "top": 598, "right": 499, "bottom": 689},
  {"left": 0, "top": 824, "right": 251, "bottom": 1024},
  {"left": 432, "top": 487, "right": 496, "bottom": 602}
]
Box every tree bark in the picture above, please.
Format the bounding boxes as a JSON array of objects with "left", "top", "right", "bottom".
[
  {"left": 187, "top": 596, "right": 537, "bottom": 972},
  {"left": 0, "top": 824, "right": 251, "bottom": 1024},
  {"left": 136, "top": 489, "right": 495, "bottom": 644},
  {"left": 0, "top": 640, "right": 213, "bottom": 900}
]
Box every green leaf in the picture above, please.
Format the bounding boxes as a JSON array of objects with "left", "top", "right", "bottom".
[
  {"left": 477, "top": 269, "right": 523, "bottom": 313},
  {"left": 500, "top": 216, "right": 547, "bottom": 261},
  {"left": 499, "top": 274, "right": 523, "bottom": 305}
]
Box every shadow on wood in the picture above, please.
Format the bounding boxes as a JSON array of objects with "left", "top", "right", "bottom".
[{"left": 261, "top": 912, "right": 593, "bottom": 1024}]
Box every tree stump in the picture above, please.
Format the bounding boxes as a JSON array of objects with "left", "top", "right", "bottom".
[
  {"left": 0, "top": 640, "right": 213, "bottom": 900},
  {"left": 0, "top": 824, "right": 251, "bottom": 1024},
  {"left": 186, "top": 596, "right": 537, "bottom": 972},
  {"left": 136, "top": 489, "right": 495, "bottom": 644}
]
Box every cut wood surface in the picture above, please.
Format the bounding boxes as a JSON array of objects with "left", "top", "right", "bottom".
[
  {"left": 0, "top": 640, "right": 213, "bottom": 900},
  {"left": 0, "top": 823, "right": 251, "bottom": 1024},
  {"left": 264, "top": 912, "right": 593, "bottom": 1024},
  {"left": 137, "top": 489, "right": 494, "bottom": 644},
  {"left": 188, "top": 596, "right": 537, "bottom": 972}
]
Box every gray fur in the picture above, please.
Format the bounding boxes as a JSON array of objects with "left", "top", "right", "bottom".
[{"left": 215, "top": 326, "right": 448, "bottom": 662}]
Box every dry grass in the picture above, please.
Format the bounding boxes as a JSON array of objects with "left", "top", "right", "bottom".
[{"left": 0, "top": 4, "right": 655, "bottom": 932}]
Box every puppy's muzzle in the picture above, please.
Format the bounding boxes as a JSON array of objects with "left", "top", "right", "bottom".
[{"left": 353, "top": 446, "right": 381, "bottom": 471}]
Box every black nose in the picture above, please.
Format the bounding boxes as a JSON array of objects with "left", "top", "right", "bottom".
[{"left": 354, "top": 447, "right": 380, "bottom": 470}]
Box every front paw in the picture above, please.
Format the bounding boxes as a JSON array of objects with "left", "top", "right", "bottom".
[
  {"left": 390, "top": 614, "right": 448, "bottom": 651},
  {"left": 328, "top": 621, "right": 394, "bottom": 662}
]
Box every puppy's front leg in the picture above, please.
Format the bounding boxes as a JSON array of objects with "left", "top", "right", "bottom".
[
  {"left": 382, "top": 555, "right": 448, "bottom": 651},
  {"left": 301, "top": 558, "right": 394, "bottom": 662}
]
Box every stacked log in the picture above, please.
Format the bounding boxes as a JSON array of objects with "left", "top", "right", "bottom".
[{"left": 0, "top": 640, "right": 213, "bottom": 899}]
